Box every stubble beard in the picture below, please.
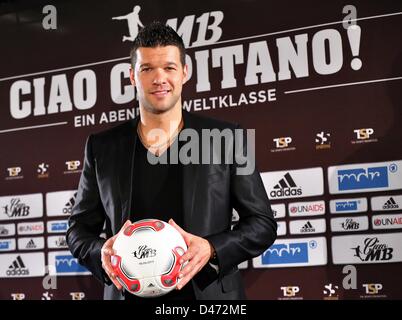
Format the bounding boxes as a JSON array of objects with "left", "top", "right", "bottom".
[{"left": 139, "top": 92, "right": 181, "bottom": 115}]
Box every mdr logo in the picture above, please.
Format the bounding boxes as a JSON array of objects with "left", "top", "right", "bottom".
[
  {"left": 328, "top": 161, "right": 402, "bottom": 194},
  {"left": 253, "top": 237, "right": 327, "bottom": 268}
]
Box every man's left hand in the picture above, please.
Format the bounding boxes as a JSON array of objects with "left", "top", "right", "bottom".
[{"left": 169, "top": 219, "right": 214, "bottom": 290}]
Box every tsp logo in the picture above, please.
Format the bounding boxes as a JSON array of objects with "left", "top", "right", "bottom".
[
  {"left": 280, "top": 286, "right": 300, "bottom": 297},
  {"left": 65, "top": 161, "right": 80, "bottom": 171},
  {"left": 11, "top": 293, "right": 25, "bottom": 300},
  {"left": 354, "top": 128, "right": 374, "bottom": 140},
  {"left": 7, "top": 167, "right": 22, "bottom": 177},
  {"left": 363, "top": 283, "right": 383, "bottom": 294},
  {"left": 273, "top": 137, "right": 292, "bottom": 148},
  {"left": 70, "top": 292, "right": 85, "bottom": 300}
]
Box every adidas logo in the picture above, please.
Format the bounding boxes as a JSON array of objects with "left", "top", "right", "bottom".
[
  {"left": 270, "top": 173, "right": 302, "bottom": 198},
  {"left": 25, "top": 239, "right": 37, "bottom": 249},
  {"left": 0, "top": 227, "right": 8, "bottom": 235},
  {"left": 383, "top": 197, "right": 399, "bottom": 210},
  {"left": 300, "top": 221, "right": 315, "bottom": 233},
  {"left": 63, "top": 192, "right": 77, "bottom": 214},
  {"left": 7, "top": 256, "right": 29, "bottom": 276}
]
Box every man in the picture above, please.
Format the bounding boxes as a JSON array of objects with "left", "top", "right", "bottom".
[{"left": 67, "top": 21, "right": 277, "bottom": 300}]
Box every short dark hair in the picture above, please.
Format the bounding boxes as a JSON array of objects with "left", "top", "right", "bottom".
[{"left": 130, "top": 21, "right": 186, "bottom": 67}]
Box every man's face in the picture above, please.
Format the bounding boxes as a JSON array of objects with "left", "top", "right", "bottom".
[{"left": 130, "top": 45, "right": 188, "bottom": 114}]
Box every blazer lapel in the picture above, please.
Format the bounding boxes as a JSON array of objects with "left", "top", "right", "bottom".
[
  {"left": 119, "top": 117, "right": 139, "bottom": 226},
  {"left": 181, "top": 111, "right": 200, "bottom": 233}
]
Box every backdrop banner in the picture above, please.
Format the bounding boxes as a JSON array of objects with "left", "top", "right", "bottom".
[{"left": 1, "top": 0, "right": 402, "bottom": 300}]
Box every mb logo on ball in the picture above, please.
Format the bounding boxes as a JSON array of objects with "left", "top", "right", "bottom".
[{"left": 111, "top": 219, "right": 187, "bottom": 297}]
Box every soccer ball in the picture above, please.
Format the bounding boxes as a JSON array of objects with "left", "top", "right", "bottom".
[{"left": 111, "top": 219, "right": 187, "bottom": 298}]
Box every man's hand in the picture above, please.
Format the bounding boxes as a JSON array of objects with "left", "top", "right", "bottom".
[
  {"left": 101, "top": 220, "right": 132, "bottom": 290},
  {"left": 169, "top": 219, "right": 214, "bottom": 290}
]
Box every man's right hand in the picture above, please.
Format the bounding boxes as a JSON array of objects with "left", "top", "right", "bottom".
[{"left": 101, "top": 220, "right": 132, "bottom": 290}]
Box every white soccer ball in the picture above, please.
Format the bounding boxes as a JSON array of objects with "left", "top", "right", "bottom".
[{"left": 111, "top": 219, "right": 187, "bottom": 298}]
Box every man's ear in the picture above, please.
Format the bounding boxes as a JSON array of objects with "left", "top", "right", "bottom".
[
  {"left": 182, "top": 64, "right": 189, "bottom": 85},
  {"left": 129, "top": 67, "right": 136, "bottom": 86}
]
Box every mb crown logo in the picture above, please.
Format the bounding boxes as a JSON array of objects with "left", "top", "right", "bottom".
[
  {"left": 352, "top": 237, "right": 393, "bottom": 262},
  {"left": 132, "top": 245, "right": 156, "bottom": 259},
  {"left": 2, "top": 198, "right": 30, "bottom": 218},
  {"left": 270, "top": 173, "right": 302, "bottom": 198},
  {"left": 337, "top": 166, "right": 388, "bottom": 191},
  {"left": 112, "top": 6, "right": 224, "bottom": 48},
  {"left": 7, "top": 256, "right": 29, "bottom": 276}
]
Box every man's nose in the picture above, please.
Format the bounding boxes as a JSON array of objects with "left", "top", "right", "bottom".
[{"left": 152, "top": 69, "right": 167, "bottom": 85}]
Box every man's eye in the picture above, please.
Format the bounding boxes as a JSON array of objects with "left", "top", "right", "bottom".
[
  {"left": 166, "top": 67, "right": 176, "bottom": 71},
  {"left": 141, "top": 68, "right": 151, "bottom": 72}
]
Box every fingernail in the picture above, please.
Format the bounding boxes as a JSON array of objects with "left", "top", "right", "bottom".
[
  {"left": 179, "top": 259, "right": 183, "bottom": 264},
  {"left": 179, "top": 273, "right": 183, "bottom": 278}
]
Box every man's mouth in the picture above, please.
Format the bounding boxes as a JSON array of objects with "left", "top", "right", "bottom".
[{"left": 151, "top": 90, "right": 171, "bottom": 97}]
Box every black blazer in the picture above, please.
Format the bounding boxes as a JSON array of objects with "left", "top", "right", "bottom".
[{"left": 67, "top": 110, "right": 277, "bottom": 300}]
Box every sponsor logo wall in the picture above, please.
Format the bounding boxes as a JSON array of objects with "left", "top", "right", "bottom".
[{"left": 1, "top": 0, "right": 402, "bottom": 299}]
